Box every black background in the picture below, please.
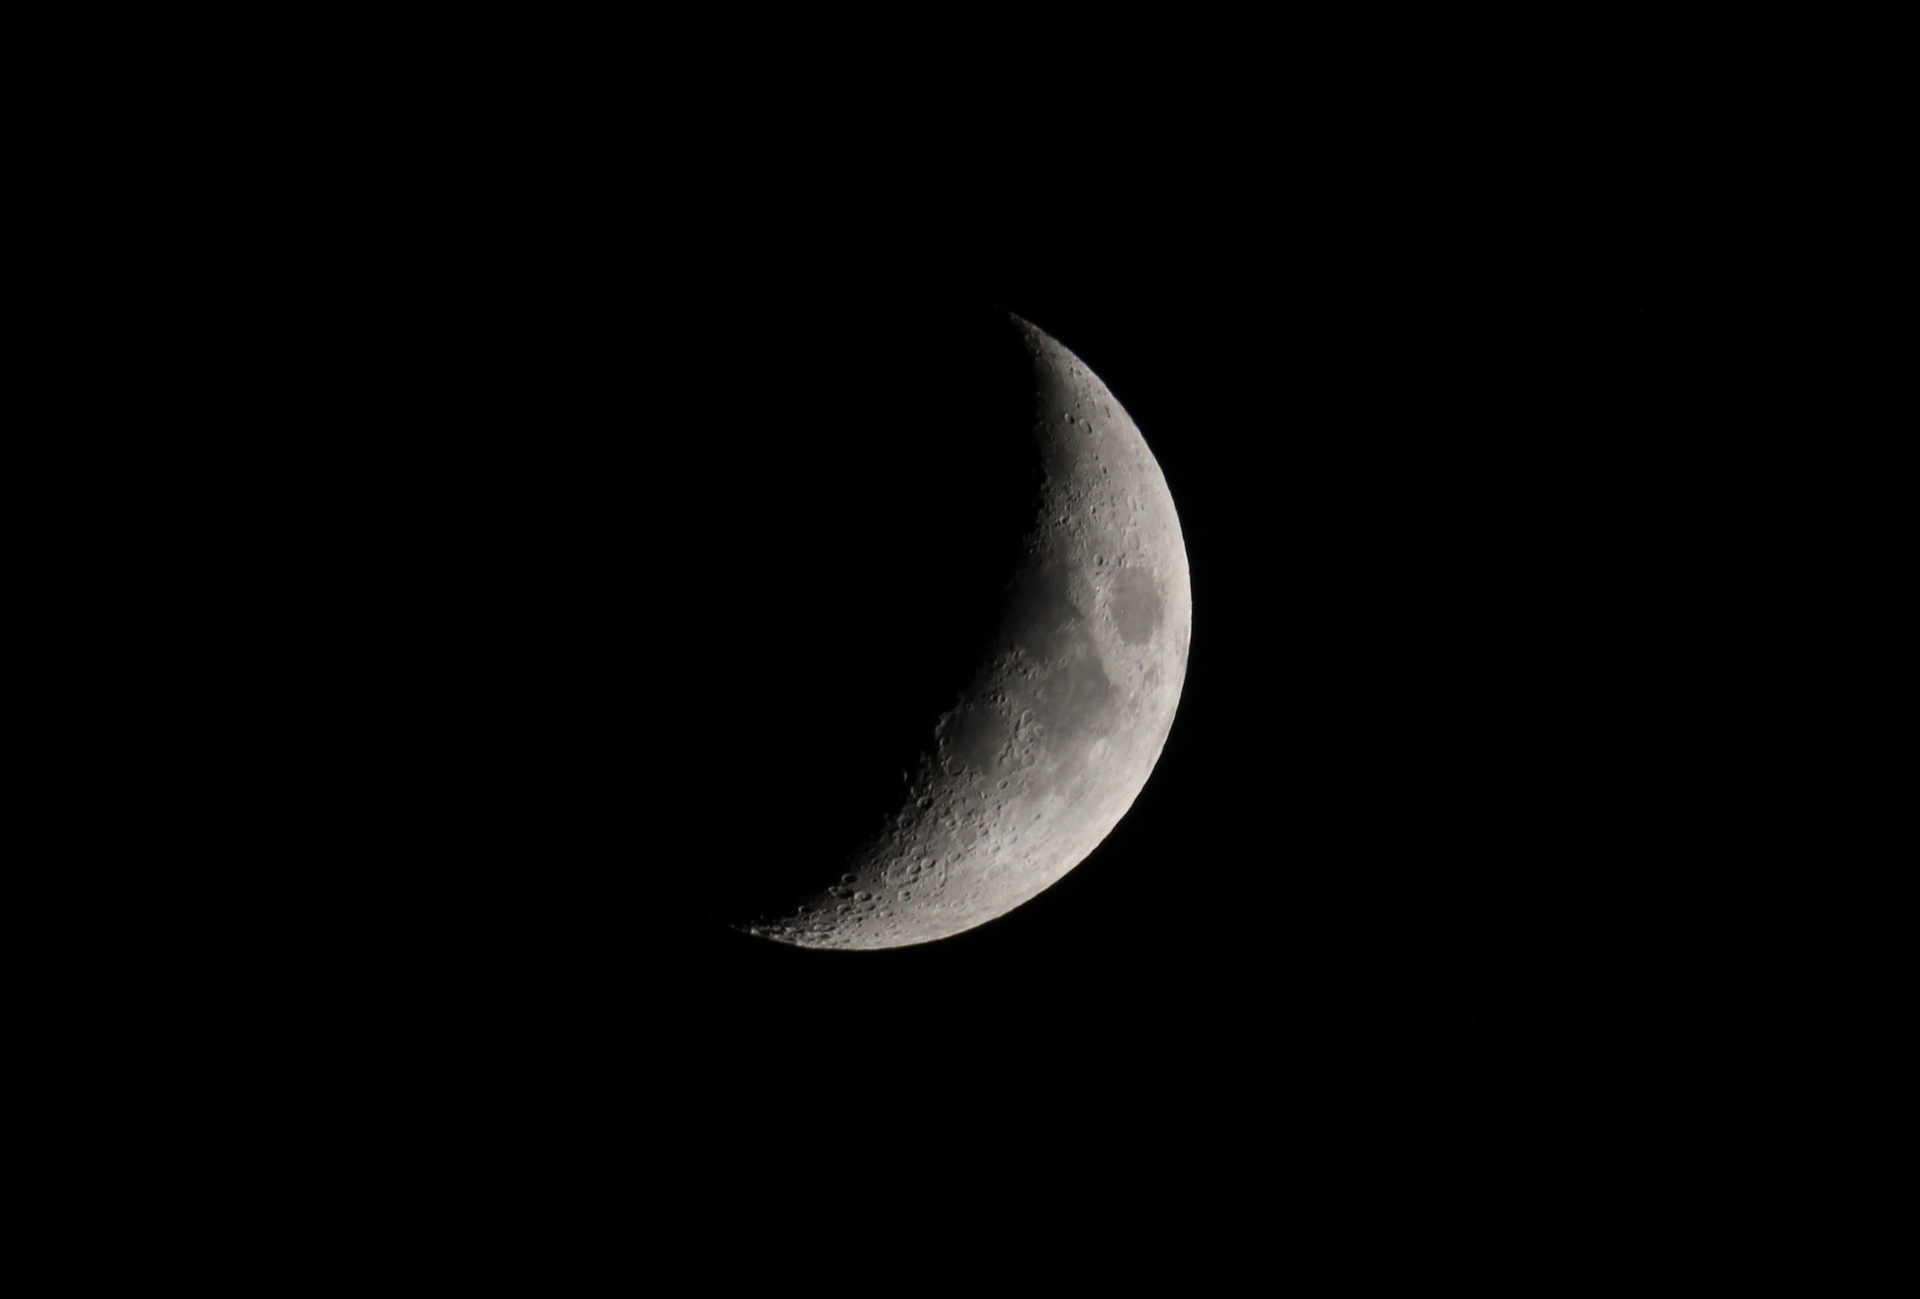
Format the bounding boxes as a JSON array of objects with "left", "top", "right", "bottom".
[{"left": 63, "top": 41, "right": 1900, "bottom": 1274}]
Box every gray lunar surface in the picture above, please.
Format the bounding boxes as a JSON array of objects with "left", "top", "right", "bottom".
[{"left": 746, "top": 316, "right": 1192, "bottom": 950}]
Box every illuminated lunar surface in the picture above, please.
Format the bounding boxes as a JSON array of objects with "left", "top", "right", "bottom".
[{"left": 744, "top": 316, "right": 1191, "bottom": 950}]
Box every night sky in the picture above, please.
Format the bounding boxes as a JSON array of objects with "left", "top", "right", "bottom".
[{"left": 68, "top": 50, "right": 1897, "bottom": 1272}]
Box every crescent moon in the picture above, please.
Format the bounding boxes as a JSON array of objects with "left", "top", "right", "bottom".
[{"left": 743, "top": 315, "right": 1192, "bottom": 950}]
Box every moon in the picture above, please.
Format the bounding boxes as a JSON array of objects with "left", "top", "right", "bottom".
[{"left": 741, "top": 315, "right": 1192, "bottom": 950}]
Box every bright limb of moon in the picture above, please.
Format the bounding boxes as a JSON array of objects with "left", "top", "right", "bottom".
[{"left": 745, "top": 316, "right": 1192, "bottom": 950}]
